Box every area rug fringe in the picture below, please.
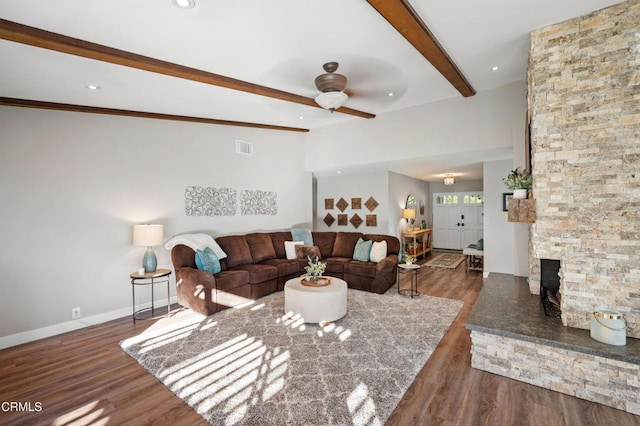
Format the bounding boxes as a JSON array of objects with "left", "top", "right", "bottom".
[{"left": 121, "top": 289, "right": 462, "bottom": 425}]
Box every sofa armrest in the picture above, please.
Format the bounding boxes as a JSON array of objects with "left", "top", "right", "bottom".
[
  {"left": 376, "top": 255, "right": 398, "bottom": 274},
  {"left": 367, "top": 254, "right": 398, "bottom": 294},
  {"left": 175, "top": 266, "right": 218, "bottom": 315}
]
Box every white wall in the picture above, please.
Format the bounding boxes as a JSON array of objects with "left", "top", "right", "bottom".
[
  {"left": 306, "top": 81, "right": 526, "bottom": 173},
  {"left": 388, "top": 171, "right": 430, "bottom": 238},
  {"left": 315, "top": 171, "right": 389, "bottom": 234},
  {"left": 0, "top": 81, "right": 528, "bottom": 345},
  {"left": 429, "top": 179, "right": 483, "bottom": 195},
  {"left": 483, "top": 160, "right": 516, "bottom": 274},
  {"left": 314, "top": 171, "right": 429, "bottom": 240},
  {"left": 0, "top": 107, "right": 310, "bottom": 341},
  {"left": 511, "top": 113, "right": 530, "bottom": 277}
]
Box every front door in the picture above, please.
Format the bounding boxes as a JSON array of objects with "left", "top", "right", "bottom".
[{"left": 433, "top": 192, "right": 483, "bottom": 250}]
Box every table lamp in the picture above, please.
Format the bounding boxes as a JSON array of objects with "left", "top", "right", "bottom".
[
  {"left": 402, "top": 209, "right": 415, "bottom": 229},
  {"left": 133, "top": 224, "right": 164, "bottom": 273}
]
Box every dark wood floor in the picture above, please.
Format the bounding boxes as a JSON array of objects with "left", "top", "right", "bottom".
[{"left": 1, "top": 257, "right": 639, "bottom": 426}]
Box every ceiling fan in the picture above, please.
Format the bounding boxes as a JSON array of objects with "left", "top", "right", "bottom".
[{"left": 314, "top": 62, "right": 349, "bottom": 113}]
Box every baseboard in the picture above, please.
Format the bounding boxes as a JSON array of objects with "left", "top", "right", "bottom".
[{"left": 0, "top": 296, "right": 178, "bottom": 350}]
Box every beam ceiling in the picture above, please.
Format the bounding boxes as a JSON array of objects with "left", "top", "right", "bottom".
[
  {"left": 0, "top": 97, "right": 310, "bottom": 132},
  {"left": 0, "top": 18, "right": 375, "bottom": 122},
  {"left": 366, "top": 0, "right": 476, "bottom": 97}
]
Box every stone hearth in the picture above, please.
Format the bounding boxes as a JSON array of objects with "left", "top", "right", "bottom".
[{"left": 467, "top": 274, "right": 640, "bottom": 414}]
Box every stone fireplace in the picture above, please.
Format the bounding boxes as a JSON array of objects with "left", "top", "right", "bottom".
[
  {"left": 528, "top": 0, "right": 639, "bottom": 339},
  {"left": 468, "top": 2, "right": 640, "bottom": 416},
  {"left": 540, "top": 259, "right": 561, "bottom": 317}
]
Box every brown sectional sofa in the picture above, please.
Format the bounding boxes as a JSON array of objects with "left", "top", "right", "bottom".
[{"left": 171, "top": 231, "right": 400, "bottom": 316}]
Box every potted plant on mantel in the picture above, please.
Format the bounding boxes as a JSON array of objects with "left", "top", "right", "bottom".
[{"left": 503, "top": 167, "right": 532, "bottom": 199}]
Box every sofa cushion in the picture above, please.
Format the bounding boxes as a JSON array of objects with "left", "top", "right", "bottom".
[
  {"left": 353, "top": 238, "right": 373, "bottom": 262},
  {"left": 261, "top": 258, "right": 301, "bottom": 277},
  {"left": 345, "top": 260, "right": 377, "bottom": 278},
  {"left": 232, "top": 264, "right": 278, "bottom": 284},
  {"left": 325, "top": 257, "right": 350, "bottom": 275},
  {"left": 295, "top": 245, "right": 321, "bottom": 260},
  {"left": 216, "top": 235, "right": 253, "bottom": 269},
  {"left": 246, "top": 232, "right": 277, "bottom": 263},
  {"left": 195, "top": 247, "right": 221, "bottom": 274},
  {"left": 269, "top": 231, "right": 293, "bottom": 258},
  {"left": 215, "top": 270, "right": 251, "bottom": 292},
  {"left": 312, "top": 232, "right": 336, "bottom": 258},
  {"left": 333, "top": 232, "right": 364, "bottom": 258}
]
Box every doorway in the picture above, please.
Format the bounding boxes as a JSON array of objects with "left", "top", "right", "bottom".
[{"left": 432, "top": 192, "right": 484, "bottom": 250}]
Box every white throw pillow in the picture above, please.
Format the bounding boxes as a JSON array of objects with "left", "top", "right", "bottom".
[
  {"left": 369, "top": 240, "right": 387, "bottom": 263},
  {"left": 285, "top": 241, "right": 305, "bottom": 260}
]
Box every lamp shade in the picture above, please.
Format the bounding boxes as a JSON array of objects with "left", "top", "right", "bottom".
[
  {"left": 133, "top": 224, "right": 164, "bottom": 247},
  {"left": 314, "top": 91, "right": 348, "bottom": 111},
  {"left": 402, "top": 209, "right": 415, "bottom": 220}
]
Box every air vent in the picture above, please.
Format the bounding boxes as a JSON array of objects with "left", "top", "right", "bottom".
[{"left": 236, "top": 140, "right": 253, "bottom": 156}]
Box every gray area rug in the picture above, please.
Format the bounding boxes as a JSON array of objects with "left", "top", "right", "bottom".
[{"left": 121, "top": 289, "right": 462, "bottom": 425}]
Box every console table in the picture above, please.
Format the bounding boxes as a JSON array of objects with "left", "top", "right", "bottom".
[{"left": 402, "top": 228, "right": 433, "bottom": 259}]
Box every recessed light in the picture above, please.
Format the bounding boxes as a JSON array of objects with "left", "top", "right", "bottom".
[
  {"left": 492, "top": 66, "right": 499, "bottom": 71},
  {"left": 299, "top": 116, "right": 304, "bottom": 120},
  {"left": 172, "top": 0, "right": 195, "bottom": 9},
  {"left": 387, "top": 92, "right": 395, "bottom": 97},
  {"left": 337, "top": 171, "right": 342, "bottom": 174},
  {"left": 85, "top": 84, "right": 100, "bottom": 90}
]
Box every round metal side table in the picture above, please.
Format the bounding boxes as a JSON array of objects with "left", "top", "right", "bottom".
[
  {"left": 130, "top": 268, "right": 172, "bottom": 323},
  {"left": 397, "top": 263, "right": 420, "bottom": 298}
]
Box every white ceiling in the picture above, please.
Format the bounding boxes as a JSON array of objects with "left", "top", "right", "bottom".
[{"left": 0, "top": 0, "right": 623, "bottom": 181}]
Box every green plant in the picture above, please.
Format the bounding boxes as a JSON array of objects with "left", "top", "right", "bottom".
[
  {"left": 503, "top": 167, "right": 532, "bottom": 190},
  {"left": 305, "top": 256, "right": 326, "bottom": 276},
  {"left": 402, "top": 253, "right": 417, "bottom": 264}
]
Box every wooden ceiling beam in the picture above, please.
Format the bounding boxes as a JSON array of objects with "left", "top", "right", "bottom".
[
  {"left": 0, "top": 97, "right": 310, "bottom": 133},
  {"left": 366, "top": 0, "right": 475, "bottom": 97},
  {"left": 0, "top": 19, "right": 375, "bottom": 119}
]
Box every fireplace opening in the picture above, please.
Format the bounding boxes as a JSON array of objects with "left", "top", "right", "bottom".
[{"left": 540, "top": 259, "right": 561, "bottom": 318}]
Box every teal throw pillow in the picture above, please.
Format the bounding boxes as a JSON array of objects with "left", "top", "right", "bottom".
[
  {"left": 291, "top": 228, "right": 313, "bottom": 246},
  {"left": 477, "top": 239, "right": 484, "bottom": 250},
  {"left": 353, "top": 238, "right": 373, "bottom": 262},
  {"left": 195, "top": 247, "right": 221, "bottom": 274}
]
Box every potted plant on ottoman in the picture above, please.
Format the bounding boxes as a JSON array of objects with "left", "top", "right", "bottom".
[{"left": 503, "top": 167, "right": 532, "bottom": 199}]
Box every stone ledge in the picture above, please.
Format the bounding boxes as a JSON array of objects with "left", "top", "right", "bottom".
[
  {"left": 466, "top": 273, "right": 640, "bottom": 365},
  {"left": 466, "top": 273, "right": 640, "bottom": 415},
  {"left": 470, "top": 330, "right": 640, "bottom": 415}
]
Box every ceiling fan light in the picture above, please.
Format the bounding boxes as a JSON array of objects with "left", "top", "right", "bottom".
[
  {"left": 315, "top": 91, "right": 348, "bottom": 112},
  {"left": 172, "top": 0, "right": 195, "bottom": 9}
]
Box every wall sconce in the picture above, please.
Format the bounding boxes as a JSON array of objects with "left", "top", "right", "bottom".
[{"left": 133, "top": 224, "right": 164, "bottom": 273}]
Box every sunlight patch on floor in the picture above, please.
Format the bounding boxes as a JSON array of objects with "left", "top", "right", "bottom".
[
  {"left": 52, "top": 400, "right": 109, "bottom": 426},
  {"left": 347, "top": 382, "right": 382, "bottom": 426}
]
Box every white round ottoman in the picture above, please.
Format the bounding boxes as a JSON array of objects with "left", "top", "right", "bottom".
[{"left": 284, "top": 277, "right": 348, "bottom": 323}]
